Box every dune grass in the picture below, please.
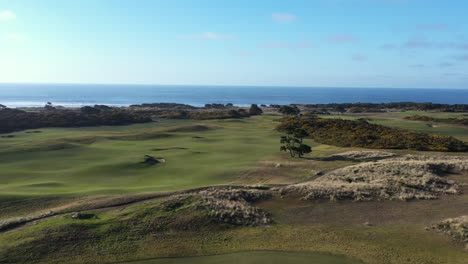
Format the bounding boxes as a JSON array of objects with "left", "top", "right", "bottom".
[{"left": 1, "top": 194, "right": 466, "bottom": 264}]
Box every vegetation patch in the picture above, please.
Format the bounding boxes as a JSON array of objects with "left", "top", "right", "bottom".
[
  {"left": 321, "top": 151, "right": 397, "bottom": 162},
  {"left": 431, "top": 215, "right": 468, "bottom": 250},
  {"left": 404, "top": 115, "right": 468, "bottom": 126},
  {"left": 165, "top": 125, "right": 213, "bottom": 133},
  {"left": 0, "top": 107, "right": 152, "bottom": 134},
  {"left": 277, "top": 117, "right": 468, "bottom": 151},
  {"left": 197, "top": 187, "right": 272, "bottom": 226},
  {"left": 278, "top": 155, "right": 467, "bottom": 201},
  {"left": 152, "top": 147, "right": 188, "bottom": 151}
]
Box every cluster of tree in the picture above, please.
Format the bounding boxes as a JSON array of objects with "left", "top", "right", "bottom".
[
  {"left": 249, "top": 104, "right": 263, "bottom": 115},
  {"left": 303, "top": 110, "right": 330, "bottom": 115},
  {"left": 278, "top": 105, "right": 301, "bottom": 115},
  {"left": 404, "top": 115, "right": 468, "bottom": 126},
  {"left": 0, "top": 107, "right": 152, "bottom": 134},
  {"left": 299, "top": 102, "right": 468, "bottom": 112},
  {"left": 129, "top": 103, "right": 197, "bottom": 110},
  {"left": 135, "top": 104, "right": 262, "bottom": 120},
  {"left": 348, "top": 107, "right": 384, "bottom": 113},
  {"left": 276, "top": 116, "right": 468, "bottom": 152},
  {"left": 0, "top": 103, "right": 264, "bottom": 134},
  {"left": 204, "top": 103, "right": 234, "bottom": 109},
  {"left": 280, "top": 126, "right": 312, "bottom": 158},
  {"left": 188, "top": 109, "right": 251, "bottom": 119}
]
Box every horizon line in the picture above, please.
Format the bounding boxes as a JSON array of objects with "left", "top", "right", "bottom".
[{"left": 0, "top": 82, "right": 467, "bottom": 90}]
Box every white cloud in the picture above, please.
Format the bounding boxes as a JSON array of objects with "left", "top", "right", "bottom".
[
  {"left": 6, "top": 33, "right": 27, "bottom": 40},
  {"left": 271, "top": 13, "right": 297, "bottom": 23},
  {"left": 179, "top": 32, "right": 235, "bottom": 40},
  {"left": 261, "top": 41, "right": 290, "bottom": 48},
  {"left": 0, "top": 10, "right": 16, "bottom": 21}
]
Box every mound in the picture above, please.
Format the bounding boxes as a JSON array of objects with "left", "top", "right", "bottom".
[
  {"left": 322, "top": 151, "right": 397, "bottom": 161},
  {"left": 166, "top": 125, "right": 213, "bottom": 133},
  {"left": 278, "top": 155, "right": 468, "bottom": 201},
  {"left": 431, "top": 215, "right": 468, "bottom": 250},
  {"left": 198, "top": 187, "right": 272, "bottom": 226}
]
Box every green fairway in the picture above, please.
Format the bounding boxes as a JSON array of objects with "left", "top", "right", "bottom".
[
  {"left": 0, "top": 115, "right": 283, "bottom": 196},
  {"left": 126, "top": 251, "right": 363, "bottom": 264}
]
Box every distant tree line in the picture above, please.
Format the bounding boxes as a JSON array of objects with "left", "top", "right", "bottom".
[
  {"left": 0, "top": 104, "right": 264, "bottom": 133},
  {"left": 302, "top": 102, "right": 468, "bottom": 112},
  {"left": 277, "top": 116, "right": 468, "bottom": 152},
  {"left": 0, "top": 106, "right": 152, "bottom": 134},
  {"left": 271, "top": 102, "right": 468, "bottom": 113},
  {"left": 129, "top": 103, "right": 197, "bottom": 110}
]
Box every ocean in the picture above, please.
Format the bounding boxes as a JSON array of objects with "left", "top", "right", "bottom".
[{"left": 0, "top": 83, "right": 467, "bottom": 107}]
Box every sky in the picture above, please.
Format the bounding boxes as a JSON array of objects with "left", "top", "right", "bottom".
[{"left": 0, "top": 0, "right": 467, "bottom": 88}]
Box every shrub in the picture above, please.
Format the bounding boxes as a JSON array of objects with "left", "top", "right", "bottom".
[
  {"left": 278, "top": 105, "right": 300, "bottom": 115},
  {"left": 277, "top": 116, "right": 468, "bottom": 152},
  {"left": 249, "top": 104, "right": 263, "bottom": 115},
  {"left": 405, "top": 115, "right": 468, "bottom": 125}
]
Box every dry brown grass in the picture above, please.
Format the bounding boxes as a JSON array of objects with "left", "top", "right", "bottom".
[
  {"left": 323, "top": 150, "right": 398, "bottom": 161},
  {"left": 431, "top": 215, "right": 468, "bottom": 250},
  {"left": 278, "top": 155, "right": 468, "bottom": 201},
  {"left": 196, "top": 187, "right": 272, "bottom": 226}
]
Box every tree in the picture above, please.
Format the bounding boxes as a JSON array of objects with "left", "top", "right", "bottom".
[
  {"left": 44, "top": 102, "right": 55, "bottom": 111},
  {"left": 249, "top": 104, "right": 263, "bottom": 115},
  {"left": 279, "top": 105, "right": 300, "bottom": 116},
  {"left": 334, "top": 105, "right": 346, "bottom": 114},
  {"left": 81, "top": 106, "right": 101, "bottom": 114},
  {"left": 280, "top": 127, "right": 312, "bottom": 158}
]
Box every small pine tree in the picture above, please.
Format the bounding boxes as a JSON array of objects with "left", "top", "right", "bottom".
[{"left": 280, "top": 127, "right": 312, "bottom": 158}]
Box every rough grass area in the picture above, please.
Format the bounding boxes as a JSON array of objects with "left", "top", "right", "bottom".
[
  {"left": 198, "top": 187, "right": 272, "bottom": 225},
  {"left": 431, "top": 215, "right": 468, "bottom": 250},
  {"left": 0, "top": 187, "right": 274, "bottom": 263},
  {"left": 322, "top": 150, "right": 397, "bottom": 161},
  {"left": 279, "top": 155, "right": 468, "bottom": 201}
]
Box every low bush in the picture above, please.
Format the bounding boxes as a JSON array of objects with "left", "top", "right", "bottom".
[
  {"left": 404, "top": 115, "right": 468, "bottom": 125},
  {"left": 277, "top": 117, "right": 468, "bottom": 152}
]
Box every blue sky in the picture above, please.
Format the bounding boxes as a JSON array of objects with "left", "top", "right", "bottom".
[{"left": 0, "top": 0, "right": 467, "bottom": 88}]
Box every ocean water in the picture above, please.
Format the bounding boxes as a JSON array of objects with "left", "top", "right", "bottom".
[{"left": 0, "top": 83, "right": 467, "bottom": 107}]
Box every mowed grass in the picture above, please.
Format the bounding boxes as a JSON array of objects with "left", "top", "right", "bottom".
[{"left": 0, "top": 115, "right": 282, "bottom": 196}]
